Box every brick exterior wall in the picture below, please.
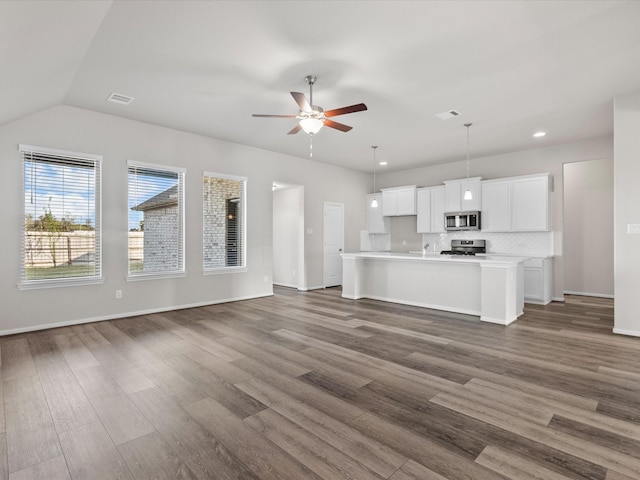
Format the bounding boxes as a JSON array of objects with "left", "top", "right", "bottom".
[
  {"left": 142, "top": 205, "right": 181, "bottom": 272},
  {"left": 203, "top": 176, "right": 242, "bottom": 269}
]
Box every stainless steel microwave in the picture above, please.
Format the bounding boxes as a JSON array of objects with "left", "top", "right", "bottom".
[{"left": 444, "top": 211, "right": 481, "bottom": 231}]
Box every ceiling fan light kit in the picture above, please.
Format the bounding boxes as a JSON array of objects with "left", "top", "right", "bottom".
[{"left": 252, "top": 75, "right": 367, "bottom": 157}]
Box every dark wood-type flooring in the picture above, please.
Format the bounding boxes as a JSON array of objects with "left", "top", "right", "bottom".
[{"left": 1, "top": 287, "right": 638, "bottom": 479}]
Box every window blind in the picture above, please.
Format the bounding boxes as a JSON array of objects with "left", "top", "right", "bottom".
[
  {"left": 203, "top": 173, "right": 247, "bottom": 272},
  {"left": 20, "top": 144, "right": 102, "bottom": 284},
  {"left": 128, "top": 161, "right": 185, "bottom": 276}
]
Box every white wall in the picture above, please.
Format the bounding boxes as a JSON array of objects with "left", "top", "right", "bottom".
[
  {"left": 376, "top": 136, "right": 614, "bottom": 300},
  {"left": 563, "top": 159, "right": 614, "bottom": 297},
  {"left": 273, "top": 186, "right": 303, "bottom": 289},
  {"left": 0, "top": 105, "right": 370, "bottom": 334},
  {"left": 614, "top": 92, "right": 640, "bottom": 336}
]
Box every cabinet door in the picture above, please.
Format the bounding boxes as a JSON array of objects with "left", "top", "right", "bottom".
[
  {"left": 382, "top": 190, "right": 397, "bottom": 216},
  {"left": 524, "top": 267, "right": 543, "bottom": 300},
  {"left": 416, "top": 189, "right": 431, "bottom": 233},
  {"left": 368, "top": 194, "right": 389, "bottom": 233},
  {"left": 396, "top": 187, "right": 417, "bottom": 215},
  {"left": 430, "top": 186, "right": 446, "bottom": 233},
  {"left": 481, "top": 180, "right": 512, "bottom": 232},
  {"left": 513, "top": 175, "right": 549, "bottom": 231},
  {"left": 445, "top": 181, "right": 462, "bottom": 212}
]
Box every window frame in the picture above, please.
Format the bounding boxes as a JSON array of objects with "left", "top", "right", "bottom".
[
  {"left": 18, "top": 144, "right": 103, "bottom": 290},
  {"left": 126, "top": 160, "right": 186, "bottom": 281},
  {"left": 202, "top": 171, "right": 247, "bottom": 275}
]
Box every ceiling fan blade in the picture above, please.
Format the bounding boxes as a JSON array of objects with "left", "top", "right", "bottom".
[
  {"left": 252, "top": 114, "right": 297, "bottom": 118},
  {"left": 324, "top": 103, "right": 368, "bottom": 117},
  {"left": 291, "top": 92, "right": 311, "bottom": 112},
  {"left": 324, "top": 119, "right": 352, "bottom": 132},
  {"left": 287, "top": 124, "right": 302, "bottom": 135}
]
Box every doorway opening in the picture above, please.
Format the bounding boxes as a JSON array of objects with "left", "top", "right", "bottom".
[{"left": 272, "top": 183, "right": 305, "bottom": 290}]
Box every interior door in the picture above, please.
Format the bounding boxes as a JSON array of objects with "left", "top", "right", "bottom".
[{"left": 323, "top": 202, "right": 344, "bottom": 287}]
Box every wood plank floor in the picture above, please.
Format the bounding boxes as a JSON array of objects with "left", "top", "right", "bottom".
[{"left": 1, "top": 288, "right": 638, "bottom": 479}]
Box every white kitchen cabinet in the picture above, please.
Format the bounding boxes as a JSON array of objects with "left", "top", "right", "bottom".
[
  {"left": 381, "top": 185, "right": 417, "bottom": 216},
  {"left": 444, "top": 177, "right": 481, "bottom": 212},
  {"left": 417, "top": 186, "right": 446, "bottom": 233},
  {"left": 367, "top": 193, "right": 389, "bottom": 234},
  {"left": 416, "top": 188, "right": 431, "bottom": 233},
  {"left": 512, "top": 174, "right": 550, "bottom": 232},
  {"left": 480, "top": 179, "right": 512, "bottom": 232},
  {"left": 524, "top": 257, "right": 553, "bottom": 304},
  {"left": 430, "top": 186, "right": 446, "bottom": 233}
]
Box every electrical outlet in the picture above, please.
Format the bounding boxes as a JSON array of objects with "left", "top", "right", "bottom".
[
  {"left": 264, "top": 275, "right": 269, "bottom": 283},
  {"left": 115, "top": 290, "right": 123, "bottom": 299}
]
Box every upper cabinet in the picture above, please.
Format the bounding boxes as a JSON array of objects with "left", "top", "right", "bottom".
[
  {"left": 417, "top": 186, "right": 446, "bottom": 233},
  {"left": 479, "top": 173, "right": 551, "bottom": 232},
  {"left": 480, "top": 179, "right": 512, "bottom": 232},
  {"left": 443, "top": 177, "right": 481, "bottom": 212},
  {"left": 512, "top": 174, "right": 550, "bottom": 231},
  {"left": 367, "top": 193, "right": 389, "bottom": 234},
  {"left": 381, "top": 186, "right": 417, "bottom": 216}
]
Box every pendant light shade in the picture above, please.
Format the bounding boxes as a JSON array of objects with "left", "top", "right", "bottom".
[
  {"left": 464, "top": 123, "right": 473, "bottom": 201},
  {"left": 371, "top": 146, "right": 378, "bottom": 208}
]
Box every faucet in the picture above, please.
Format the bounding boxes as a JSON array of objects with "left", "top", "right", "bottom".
[{"left": 423, "top": 242, "right": 430, "bottom": 255}]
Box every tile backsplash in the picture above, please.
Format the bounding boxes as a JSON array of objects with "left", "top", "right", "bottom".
[{"left": 421, "top": 231, "right": 554, "bottom": 256}]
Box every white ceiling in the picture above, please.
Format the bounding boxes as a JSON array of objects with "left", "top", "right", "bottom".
[{"left": 2, "top": 0, "right": 640, "bottom": 172}]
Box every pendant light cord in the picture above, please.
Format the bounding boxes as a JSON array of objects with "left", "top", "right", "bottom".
[
  {"left": 372, "top": 146, "right": 378, "bottom": 194},
  {"left": 465, "top": 123, "right": 472, "bottom": 181}
]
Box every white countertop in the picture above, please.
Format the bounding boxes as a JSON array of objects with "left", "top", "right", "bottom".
[{"left": 343, "top": 251, "right": 529, "bottom": 266}]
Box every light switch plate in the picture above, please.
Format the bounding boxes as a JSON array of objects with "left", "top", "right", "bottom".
[{"left": 628, "top": 224, "right": 640, "bottom": 234}]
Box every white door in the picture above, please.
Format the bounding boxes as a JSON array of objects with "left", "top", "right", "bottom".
[{"left": 324, "top": 202, "right": 344, "bottom": 287}]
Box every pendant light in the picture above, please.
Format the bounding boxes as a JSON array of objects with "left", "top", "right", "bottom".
[
  {"left": 371, "top": 146, "right": 378, "bottom": 208},
  {"left": 463, "top": 123, "right": 473, "bottom": 201}
]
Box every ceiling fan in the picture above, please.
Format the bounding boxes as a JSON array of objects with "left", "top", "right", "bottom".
[{"left": 252, "top": 75, "right": 367, "bottom": 135}]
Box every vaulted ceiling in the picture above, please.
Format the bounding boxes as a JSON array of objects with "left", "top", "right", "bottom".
[{"left": 2, "top": 1, "right": 640, "bottom": 172}]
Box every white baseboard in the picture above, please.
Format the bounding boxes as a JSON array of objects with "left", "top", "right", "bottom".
[
  {"left": 273, "top": 282, "right": 299, "bottom": 289},
  {"left": 552, "top": 296, "right": 565, "bottom": 302},
  {"left": 0, "top": 292, "right": 274, "bottom": 337},
  {"left": 564, "top": 291, "right": 614, "bottom": 299},
  {"left": 613, "top": 327, "right": 640, "bottom": 338}
]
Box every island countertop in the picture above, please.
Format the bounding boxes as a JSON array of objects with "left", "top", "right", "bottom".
[
  {"left": 342, "top": 251, "right": 530, "bottom": 266},
  {"left": 341, "top": 251, "right": 526, "bottom": 325}
]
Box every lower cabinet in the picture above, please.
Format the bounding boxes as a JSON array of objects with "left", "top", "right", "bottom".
[{"left": 524, "top": 257, "right": 553, "bottom": 304}]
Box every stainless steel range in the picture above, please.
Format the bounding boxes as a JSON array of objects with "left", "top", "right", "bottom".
[{"left": 440, "top": 239, "right": 486, "bottom": 256}]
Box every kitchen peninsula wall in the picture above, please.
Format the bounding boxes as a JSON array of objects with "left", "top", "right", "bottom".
[{"left": 374, "top": 136, "right": 613, "bottom": 301}]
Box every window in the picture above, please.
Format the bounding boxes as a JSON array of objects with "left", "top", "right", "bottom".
[
  {"left": 203, "top": 173, "right": 247, "bottom": 273},
  {"left": 20, "top": 144, "right": 102, "bottom": 288},
  {"left": 128, "top": 161, "right": 185, "bottom": 278}
]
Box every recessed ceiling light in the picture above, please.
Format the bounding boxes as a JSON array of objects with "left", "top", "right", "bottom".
[
  {"left": 379, "top": 161, "right": 387, "bottom": 166},
  {"left": 533, "top": 131, "right": 546, "bottom": 138}
]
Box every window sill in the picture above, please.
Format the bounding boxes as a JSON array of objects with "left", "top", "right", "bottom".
[
  {"left": 203, "top": 266, "right": 248, "bottom": 275},
  {"left": 126, "top": 271, "right": 187, "bottom": 282},
  {"left": 18, "top": 277, "right": 105, "bottom": 290}
]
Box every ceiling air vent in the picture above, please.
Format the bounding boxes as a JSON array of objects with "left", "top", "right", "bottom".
[
  {"left": 435, "top": 109, "right": 461, "bottom": 120},
  {"left": 107, "top": 92, "right": 134, "bottom": 105}
]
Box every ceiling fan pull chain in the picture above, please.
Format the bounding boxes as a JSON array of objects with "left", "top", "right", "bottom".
[{"left": 309, "top": 133, "right": 313, "bottom": 158}]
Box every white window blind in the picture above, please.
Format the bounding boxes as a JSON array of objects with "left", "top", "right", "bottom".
[
  {"left": 128, "top": 161, "right": 185, "bottom": 277},
  {"left": 20, "top": 144, "right": 102, "bottom": 286},
  {"left": 203, "top": 173, "right": 247, "bottom": 272}
]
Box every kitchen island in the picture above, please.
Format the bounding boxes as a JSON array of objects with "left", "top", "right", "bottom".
[{"left": 341, "top": 252, "right": 527, "bottom": 325}]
